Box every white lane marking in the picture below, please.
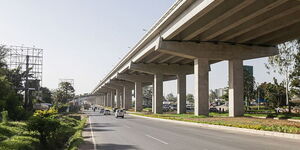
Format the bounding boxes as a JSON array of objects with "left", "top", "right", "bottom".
[
  {"left": 89, "top": 116, "right": 97, "bottom": 150},
  {"left": 145, "top": 134, "right": 168, "bottom": 145}
]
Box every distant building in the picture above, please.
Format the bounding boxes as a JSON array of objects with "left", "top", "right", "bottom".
[{"left": 215, "top": 88, "right": 226, "bottom": 98}]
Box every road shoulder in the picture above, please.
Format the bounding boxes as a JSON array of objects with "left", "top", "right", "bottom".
[{"left": 79, "top": 117, "right": 95, "bottom": 150}]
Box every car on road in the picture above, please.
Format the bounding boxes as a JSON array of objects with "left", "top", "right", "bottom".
[
  {"left": 104, "top": 110, "right": 111, "bottom": 115},
  {"left": 99, "top": 108, "right": 105, "bottom": 114},
  {"left": 115, "top": 109, "right": 125, "bottom": 118}
]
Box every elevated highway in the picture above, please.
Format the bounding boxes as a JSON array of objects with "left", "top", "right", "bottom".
[{"left": 91, "top": 0, "right": 300, "bottom": 117}]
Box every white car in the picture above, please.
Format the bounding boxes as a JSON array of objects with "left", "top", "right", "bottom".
[{"left": 115, "top": 109, "right": 125, "bottom": 118}]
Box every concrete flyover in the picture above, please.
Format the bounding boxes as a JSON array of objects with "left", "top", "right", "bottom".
[{"left": 91, "top": 0, "right": 300, "bottom": 117}]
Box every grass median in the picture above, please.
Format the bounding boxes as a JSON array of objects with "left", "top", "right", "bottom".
[
  {"left": 131, "top": 112, "right": 300, "bottom": 134},
  {"left": 0, "top": 114, "right": 87, "bottom": 150}
]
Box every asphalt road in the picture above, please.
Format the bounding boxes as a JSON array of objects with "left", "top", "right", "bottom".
[{"left": 81, "top": 110, "right": 300, "bottom": 150}]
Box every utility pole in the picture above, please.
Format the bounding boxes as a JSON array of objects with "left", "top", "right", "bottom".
[{"left": 24, "top": 55, "right": 29, "bottom": 110}]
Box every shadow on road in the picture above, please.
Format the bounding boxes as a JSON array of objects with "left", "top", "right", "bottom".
[
  {"left": 98, "top": 143, "right": 140, "bottom": 150},
  {"left": 83, "top": 128, "right": 114, "bottom": 132},
  {"left": 80, "top": 141, "right": 140, "bottom": 150},
  {"left": 86, "top": 123, "right": 119, "bottom": 128}
]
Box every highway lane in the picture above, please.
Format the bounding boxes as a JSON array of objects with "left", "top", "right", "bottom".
[{"left": 83, "top": 110, "right": 300, "bottom": 150}]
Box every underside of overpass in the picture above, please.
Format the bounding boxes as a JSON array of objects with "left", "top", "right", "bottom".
[{"left": 90, "top": 0, "right": 300, "bottom": 117}]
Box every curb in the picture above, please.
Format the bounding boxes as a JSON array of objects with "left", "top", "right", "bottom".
[
  {"left": 251, "top": 116, "right": 300, "bottom": 123},
  {"left": 129, "top": 114, "right": 300, "bottom": 140}
]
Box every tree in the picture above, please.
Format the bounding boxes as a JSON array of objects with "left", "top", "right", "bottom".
[
  {"left": 209, "top": 90, "right": 218, "bottom": 101},
  {"left": 53, "top": 82, "right": 75, "bottom": 104},
  {"left": 258, "top": 79, "right": 286, "bottom": 108},
  {"left": 244, "top": 68, "right": 255, "bottom": 108},
  {"left": 40, "top": 87, "right": 53, "bottom": 103},
  {"left": 5, "top": 67, "right": 27, "bottom": 93},
  {"left": 0, "top": 45, "right": 7, "bottom": 69},
  {"left": 266, "top": 40, "right": 299, "bottom": 112},
  {"left": 143, "top": 85, "right": 152, "bottom": 107},
  {"left": 291, "top": 40, "right": 300, "bottom": 97},
  {"left": 186, "top": 94, "right": 194, "bottom": 104},
  {"left": 165, "top": 93, "right": 176, "bottom": 102},
  {"left": 221, "top": 87, "right": 229, "bottom": 101}
]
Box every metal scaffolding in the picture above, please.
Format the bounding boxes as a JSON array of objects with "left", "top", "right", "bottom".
[{"left": 6, "top": 45, "right": 43, "bottom": 86}]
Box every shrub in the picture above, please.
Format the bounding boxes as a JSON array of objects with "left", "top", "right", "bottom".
[
  {"left": 1, "top": 111, "right": 8, "bottom": 124},
  {"left": 266, "top": 113, "right": 276, "bottom": 118},
  {"left": 66, "top": 117, "right": 87, "bottom": 150},
  {"left": 27, "top": 107, "right": 61, "bottom": 148},
  {"left": 33, "top": 107, "right": 58, "bottom": 117},
  {"left": 27, "top": 115, "right": 60, "bottom": 148}
]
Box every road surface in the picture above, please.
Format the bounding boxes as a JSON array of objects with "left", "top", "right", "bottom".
[{"left": 80, "top": 110, "right": 300, "bottom": 150}]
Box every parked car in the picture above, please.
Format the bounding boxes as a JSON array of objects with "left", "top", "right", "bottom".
[
  {"left": 115, "top": 109, "right": 125, "bottom": 118},
  {"left": 209, "top": 107, "right": 218, "bottom": 112},
  {"left": 104, "top": 110, "right": 110, "bottom": 115},
  {"left": 170, "top": 104, "right": 177, "bottom": 111}
]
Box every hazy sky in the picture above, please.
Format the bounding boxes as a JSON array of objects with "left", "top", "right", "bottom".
[{"left": 0, "top": 0, "right": 281, "bottom": 95}]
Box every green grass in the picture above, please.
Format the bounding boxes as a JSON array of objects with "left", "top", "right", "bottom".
[
  {"left": 244, "top": 113, "right": 269, "bottom": 117},
  {"left": 0, "top": 122, "right": 39, "bottom": 150},
  {"left": 131, "top": 112, "right": 300, "bottom": 134},
  {"left": 142, "top": 108, "right": 152, "bottom": 112},
  {"left": 0, "top": 114, "right": 88, "bottom": 150},
  {"left": 65, "top": 117, "right": 87, "bottom": 150}
]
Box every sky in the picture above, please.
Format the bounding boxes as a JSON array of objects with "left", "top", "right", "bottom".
[{"left": 0, "top": 0, "right": 281, "bottom": 95}]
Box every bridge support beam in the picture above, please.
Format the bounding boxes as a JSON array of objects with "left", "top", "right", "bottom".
[
  {"left": 155, "top": 39, "right": 278, "bottom": 60},
  {"left": 105, "top": 84, "right": 123, "bottom": 108},
  {"left": 194, "top": 58, "right": 209, "bottom": 116},
  {"left": 116, "top": 89, "right": 122, "bottom": 108},
  {"left": 135, "top": 81, "right": 143, "bottom": 112},
  {"left": 154, "top": 74, "right": 163, "bottom": 114},
  {"left": 111, "top": 91, "right": 115, "bottom": 108},
  {"left": 110, "top": 80, "right": 134, "bottom": 110},
  {"left": 123, "top": 86, "right": 132, "bottom": 110},
  {"left": 129, "top": 63, "right": 191, "bottom": 114},
  {"left": 177, "top": 74, "right": 186, "bottom": 114},
  {"left": 229, "top": 59, "right": 244, "bottom": 117},
  {"left": 101, "top": 95, "right": 105, "bottom": 106},
  {"left": 155, "top": 39, "right": 273, "bottom": 117},
  {"left": 117, "top": 74, "right": 153, "bottom": 112},
  {"left": 103, "top": 94, "right": 107, "bottom": 107},
  {"left": 100, "top": 95, "right": 102, "bottom": 106},
  {"left": 107, "top": 92, "right": 111, "bottom": 107}
]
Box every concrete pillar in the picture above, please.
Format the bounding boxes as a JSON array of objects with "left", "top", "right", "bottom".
[
  {"left": 229, "top": 59, "right": 244, "bottom": 117},
  {"left": 194, "top": 58, "right": 209, "bottom": 116},
  {"left": 154, "top": 74, "right": 163, "bottom": 114},
  {"left": 120, "top": 92, "right": 123, "bottom": 108},
  {"left": 111, "top": 91, "right": 115, "bottom": 108},
  {"left": 103, "top": 94, "right": 107, "bottom": 107},
  {"left": 107, "top": 92, "right": 111, "bottom": 107},
  {"left": 100, "top": 96, "right": 102, "bottom": 106},
  {"left": 116, "top": 89, "right": 121, "bottom": 108},
  {"left": 152, "top": 84, "right": 155, "bottom": 113},
  {"left": 177, "top": 74, "right": 186, "bottom": 114},
  {"left": 98, "top": 96, "right": 101, "bottom": 105},
  {"left": 135, "top": 81, "right": 143, "bottom": 112},
  {"left": 123, "top": 86, "right": 132, "bottom": 110}
]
